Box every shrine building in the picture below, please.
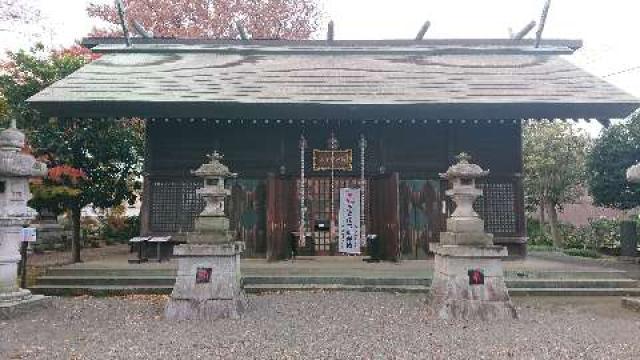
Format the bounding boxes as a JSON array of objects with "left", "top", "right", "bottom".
[{"left": 28, "top": 38, "right": 639, "bottom": 260}]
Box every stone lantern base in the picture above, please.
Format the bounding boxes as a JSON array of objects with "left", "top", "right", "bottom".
[
  {"left": 0, "top": 225, "right": 49, "bottom": 320},
  {"left": 165, "top": 242, "right": 247, "bottom": 320},
  {"left": 429, "top": 244, "right": 517, "bottom": 321},
  {"left": 0, "top": 290, "right": 50, "bottom": 320}
]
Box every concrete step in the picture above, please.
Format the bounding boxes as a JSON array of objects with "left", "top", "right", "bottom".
[
  {"left": 508, "top": 288, "right": 640, "bottom": 296},
  {"left": 44, "top": 268, "right": 176, "bottom": 277},
  {"left": 45, "top": 267, "right": 629, "bottom": 280},
  {"left": 36, "top": 275, "right": 176, "bottom": 287},
  {"left": 505, "top": 279, "right": 638, "bottom": 289},
  {"left": 30, "top": 284, "right": 640, "bottom": 297},
  {"left": 35, "top": 275, "right": 635, "bottom": 288},
  {"left": 243, "top": 276, "right": 431, "bottom": 286},
  {"left": 30, "top": 284, "right": 173, "bottom": 297},
  {"left": 244, "top": 284, "right": 429, "bottom": 294},
  {"left": 504, "top": 270, "right": 630, "bottom": 279}
]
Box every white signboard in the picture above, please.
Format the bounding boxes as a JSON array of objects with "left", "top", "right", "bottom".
[
  {"left": 338, "top": 188, "right": 361, "bottom": 254},
  {"left": 21, "top": 227, "right": 37, "bottom": 242}
]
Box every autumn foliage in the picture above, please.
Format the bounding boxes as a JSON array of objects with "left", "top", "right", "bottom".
[
  {"left": 87, "top": 0, "right": 321, "bottom": 40},
  {"left": 48, "top": 165, "right": 87, "bottom": 185}
]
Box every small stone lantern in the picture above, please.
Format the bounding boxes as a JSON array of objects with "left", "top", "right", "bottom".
[
  {"left": 166, "top": 151, "right": 246, "bottom": 320},
  {"left": 439, "top": 153, "right": 493, "bottom": 245},
  {"left": 189, "top": 152, "right": 237, "bottom": 244},
  {"left": 429, "top": 153, "right": 516, "bottom": 321},
  {"left": 0, "top": 120, "right": 48, "bottom": 319}
]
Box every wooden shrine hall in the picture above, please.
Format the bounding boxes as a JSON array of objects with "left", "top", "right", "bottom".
[{"left": 28, "top": 38, "right": 638, "bottom": 260}]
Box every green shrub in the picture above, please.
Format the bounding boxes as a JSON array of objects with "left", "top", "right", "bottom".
[
  {"left": 102, "top": 215, "right": 140, "bottom": 242},
  {"left": 562, "top": 248, "right": 601, "bottom": 258},
  {"left": 526, "top": 218, "right": 553, "bottom": 246},
  {"left": 528, "top": 216, "right": 625, "bottom": 254},
  {"left": 527, "top": 244, "right": 560, "bottom": 252},
  {"left": 589, "top": 218, "right": 621, "bottom": 249},
  {"left": 562, "top": 224, "right": 594, "bottom": 250}
]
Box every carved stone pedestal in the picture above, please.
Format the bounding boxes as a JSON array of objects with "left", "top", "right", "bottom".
[
  {"left": 0, "top": 223, "right": 49, "bottom": 320},
  {"left": 165, "top": 242, "right": 246, "bottom": 320},
  {"left": 429, "top": 153, "right": 517, "bottom": 321},
  {"left": 430, "top": 244, "right": 516, "bottom": 320},
  {"left": 165, "top": 152, "right": 246, "bottom": 320}
]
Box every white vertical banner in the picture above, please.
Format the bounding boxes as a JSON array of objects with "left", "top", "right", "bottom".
[{"left": 339, "top": 188, "right": 361, "bottom": 254}]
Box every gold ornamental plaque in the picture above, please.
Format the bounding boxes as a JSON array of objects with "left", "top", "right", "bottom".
[{"left": 312, "top": 149, "right": 352, "bottom": 171}]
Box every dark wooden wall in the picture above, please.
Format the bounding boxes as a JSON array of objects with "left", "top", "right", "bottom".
[{"left": 142, "top": 120, "right": 525, "bottom": 257}]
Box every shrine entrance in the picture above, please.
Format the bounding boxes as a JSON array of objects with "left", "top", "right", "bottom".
[
  {"left": 301, "top": 176, "right": 367, "bottom": 255},
  {"left": 264, "top": 174, "right": 400, "bottom": 259},
  {"left": 264, "top": 129, "right": 401, "bottom": 261}
]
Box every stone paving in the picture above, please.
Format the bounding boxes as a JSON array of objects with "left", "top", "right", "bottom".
[{"left": 1, "top": 294, "right": 639, "bottom": 359}]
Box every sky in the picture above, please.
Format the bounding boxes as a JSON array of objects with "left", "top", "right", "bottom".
[{"left": 1, "top": 0, "right": 639, "bottom": 135}]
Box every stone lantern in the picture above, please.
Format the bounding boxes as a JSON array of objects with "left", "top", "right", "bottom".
[
  {"left": 439, "top": 153, "right": 493, "bottom": 246},
  {"left": 429, "top": 153, "right": 517, "bottom": 321},
  {"left": 166, "top": 152, "right": 246, "bottom": 320},
  {"left": 623, "top": 164, "right": 640, "bottom": 258},
  {"left": 0, "top": 120, "right": 48, "bottom": 319},
  {"left": 189, "top": 151, "right": 237, "bottom": 244},
  {"left": 627, "top": 164, "right": 640, "bottom": 183}
]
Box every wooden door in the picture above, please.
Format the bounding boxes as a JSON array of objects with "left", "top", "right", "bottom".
[
  {"left": 302, "top": 177, "right": 364, "bottom": 255},
  {"left": 266, "top": 174, "right": 294, "bottom": 261},
  {"left": 369, "top": 172, "right": 400, "bottom": 261}
]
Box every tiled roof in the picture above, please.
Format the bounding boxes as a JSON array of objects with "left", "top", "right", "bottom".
[{"left": 28, "top": 39, "right": 638, "bottom": 120}]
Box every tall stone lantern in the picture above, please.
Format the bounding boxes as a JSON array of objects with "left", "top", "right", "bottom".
[
  {"left": 165, "top": 152, "right": 246, "bottom": 320},
  {"left": 0, "top": 120, "right": 48, "bottom": 319},
  {"left": 429, "top": 153, "right": 517, "bottom": 320}
]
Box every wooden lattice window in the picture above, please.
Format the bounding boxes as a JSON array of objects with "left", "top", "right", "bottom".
[
  {"left": 474, "top": 182, "right": 517, "bottom": 235},
  {"left": 149, "top": 177, "right": 204, "bottom": 233}
]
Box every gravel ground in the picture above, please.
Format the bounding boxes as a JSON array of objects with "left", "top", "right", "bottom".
[{"left": 1, "top": 294, "right": 639, "bottom": 360}]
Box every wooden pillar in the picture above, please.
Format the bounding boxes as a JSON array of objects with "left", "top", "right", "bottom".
[
  {"left": 140, "top": 120, "right": 152, "bottom": 235},
  {"left": 515, "top": 121, "right": 527, "bottom": 247}
]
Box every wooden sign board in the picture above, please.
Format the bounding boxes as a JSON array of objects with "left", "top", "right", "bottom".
[
  {"left": 312, "top": 149, "right": 352, "bottom": 171},
  {"left": 21, "top": 228, "right": 37, "bottom": 242}
]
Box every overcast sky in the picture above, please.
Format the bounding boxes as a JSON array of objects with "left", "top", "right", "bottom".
[{"left": 2, "top": 0, "right": 639, "bottom": 135}]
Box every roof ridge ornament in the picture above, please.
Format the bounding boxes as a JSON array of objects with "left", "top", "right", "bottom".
[
  {"left": 327, "top": 20, "right": 335, "bottom": 42},
  {"left": 115, "top": 0, "right": 132, "bottom": 47},
  {"left": 535, "top": 0, "right": 552, "bottom": 48},
  {"left": 415, "top": 21, "right": 431, "bottom": 41}
]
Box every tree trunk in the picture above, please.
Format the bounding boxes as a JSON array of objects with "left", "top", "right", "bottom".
[
  {"left": 547, "top": 203, "right": 562, "bottom": 248},
  {"left": 539, "top": 203, "right": 546, "bottom": 224},
  {"left": 71, "top": 206, "right": 82, "bottom": 263}
]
